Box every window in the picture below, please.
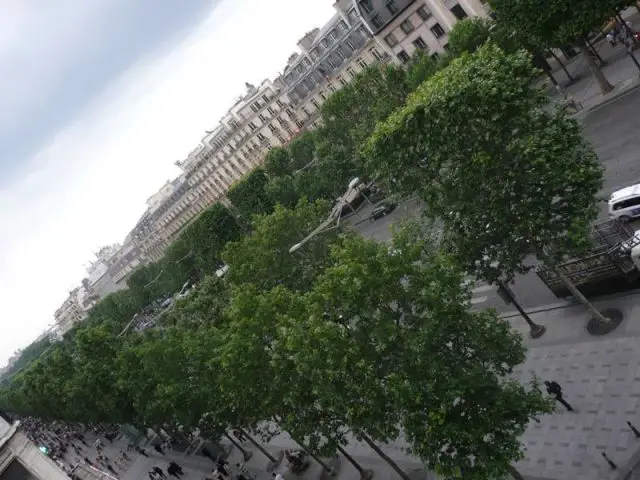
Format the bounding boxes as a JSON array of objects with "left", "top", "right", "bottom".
[
  {"left": 262, "top": 94, "right": 270, "bottom": 103},
  {"left": 346, "top": 66, "right": 357, "bottom": 78},
  {"left": 400, "top": 19, "right": 414, "bottom": 34},
  {"left": 258, "top": 114, "right": 267, "bottom": 122},
  {"left": 301, "top": 107, "right": 310, "bottom": 116},
  {"left": 431, "top": 23, "right": 446, "bottom": 39},
  {"left": 347, "top": 9, "right": 358, "bottom": 24},
  {"left": 357, "top": 57, "right": 367, "bottom": 69},
  {"left": 613, "top": 197, "right": 640, "bottom": 210},
  {"left": 303, "top": 57, "right": 312, "bottom": 66},
  {"left": 321, "top": 38, "right": 329, "bottom": 48},
  {"left": 257, "top": 133, "right": 266, "bottom": 141},
  {"left": 327, "top": 83, "right": 336, "bottom": 92},
  {"left": 248, "top": 122, "right": 258, "bottom": 131},
  {"left": 443, "top": 43, "right": 450, "bottom": 51},
  {"left": 371, "top": 15, "right": 383, "bottom": 29},
  {"left": 276, "top": 99, "right": 284, "bottom": 107},
  {"left": 450, "top": 4, "right": 468, "bottom": 19},
  {"left": 268, "top": 124, "right": 277, "bottom": 133},
  {"left": 417, "top": 5, "right": 432, "bottom": 21},
  {"left": 338, "top": 75, "right": 347, "bottom": 86},
  {"left": 250, "top": 104, "right": 259, "bottom": 113},
  {"left": 386, "top": 0, "right": 398, "bottom": 15},
  {"left": 319, "top": 91, "right": 327, "bottom": 100},
  {"left": 397, "top": 50, "right": 410, "bottom": 63},
  {"left": 311, "top": 99, "right": 320, "bottom": 109},
  {"left": 336, "top": 47, "right": 346, "bottom": 60},
  {"left": 310, "top": 48, "right": 319, "bottom": 60},
  {"left": 412, "top": 36, "right": 428, "bottom": 50},
  {"left": 345, "top": 39, "right": 356, "bottom": 51},
  {"left": 267, "top": 106, "right": 275, "bottom": 115},
  {"left": 330, "top": 29, "right": 338, "bottom": 40},
  {"left": 296, "top": 64, "right": 304, "bottom": 74},
  {"left": 339, "top": 20, "right": 348, "bottom": 30},
  {"left": 296, "top": 120, "right": 304, "bottom": 128},
  {"left": 385, "top": 33, "right": 398, "bottom": 47},
  {"left": 359, "top": 0, "right": 373, "bottom": 14},
  {"left": 327, "top": 57, "right": 337, "bottom": 68},
  {"left": 369, "top": 46, "right": 382, "bottom": 61}
]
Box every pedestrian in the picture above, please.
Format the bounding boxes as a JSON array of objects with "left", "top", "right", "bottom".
[
  {"left": 236, "top": 462, "right": 253, "bottom": 479},
  {"left": 168, "top": 461, "right": 184, "bottom": 476},
  {"left": 272, "top": 472, "right": 286, "bottom": 480},
  {"left": 154, "top": 444, "right": 165, "bottom": 455},
  {"left": 136, "top": 446, "right": 149, "bottom": 457},
  {"left": 545, "top": 380, "right": 574, "bottom": 411},
  {"left": 120, "top": 450, "right": 130, "bottom": 461},
  {"left": 153, "top": 465, "right": 167, "bottom": 479},
  {"left": 148, "top": 471, "right": 158, "bottom": 480},
  {"left": 216, "top": 456, "right": 230, "bottom": 476}
]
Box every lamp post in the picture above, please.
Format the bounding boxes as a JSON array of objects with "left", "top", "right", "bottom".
[{"left": 496, "top": 280, "right": 546, "bottom": 339}]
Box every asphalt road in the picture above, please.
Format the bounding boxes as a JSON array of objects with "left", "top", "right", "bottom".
[{"left": 353, "top": 88, "right": 640, "bottom": 313}]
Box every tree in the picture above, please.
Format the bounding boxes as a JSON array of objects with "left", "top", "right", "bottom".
[
  {"left": 318, "top": 63, "right": 409, "bottom": 174},
  {"left": 222, "top": 199, "right": 338, "bottom": 292},
  {"left": 489, "top": 0, "right": 634, "bottom": 93},
  {"left": 265, "top": 175, "right": 300, "bottom": 208},
  {"left": 405, "top": 50, "right": 442, "bottom": 92},
  {"left": 290, "top": 231, "right": 551, "bottom": 479},
  {"left": 227, "top": 168, "right": 274, "bottom": 218},
  {"left": 264, "top": 147, "right": 292, "bottom": 178},
  {"left": 365, "top": 45, "right": 606, "bottom": 325},
  {"left": 288, "top": 131, "right": 317, "bottom": 171},
  {"left": 448, "top": 18, "right": 493, "bottom": 56}
]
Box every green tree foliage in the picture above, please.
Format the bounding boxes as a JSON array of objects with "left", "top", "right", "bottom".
[
  {"left": 287, "top": 131, "right": 317, "bottom": 171},
  {"left": 222, "top": 199, "right": 337, "bottom": 292},
  {"left": 227, "top": 168, "right": 274, "bottom": 218},
  {"left": 405, "top": 51, "right": 442, "bottom": 92},
  {"left": 263, "top": 147, "right": 292, "bottom": 178},
  {"left": 0, "top": 337, "right": 51, "bottom": 382},
  {"left": 265, "top": 175, "right": 299, "bottom": 208},
  {"left": 489, "top": 0, "right": 631, "bottom": 47},
  {"left": 448, "top": 18, "right": 492, "bottom": 56},
  {"left": 286, "top": 232, "right": 551, "bottom": 478},
  {"left": 365, "top": 45, "right": 603, "bottom": 283}
]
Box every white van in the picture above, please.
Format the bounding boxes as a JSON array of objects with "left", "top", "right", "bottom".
[{"left": 608, "top": 184, "right": 640, "bottom": 222}]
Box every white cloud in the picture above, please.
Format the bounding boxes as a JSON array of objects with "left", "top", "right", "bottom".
[{"left": 0, "top": 0, "right": 335, "bottom": 362}]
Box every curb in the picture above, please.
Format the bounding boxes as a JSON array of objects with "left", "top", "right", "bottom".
[
  {"left": 499, "top": 287, "right": 640, "bottom": 320},
  {"left": 573, "top": 77, "right": 640, "bottom": 119}
]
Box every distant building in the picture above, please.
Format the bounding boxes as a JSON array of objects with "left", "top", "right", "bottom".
[
  {"left": 0, "top": 416, "right": 70, "bottom": 479},
  {"left": 53, "top": 288, "right": 89, "bottom": 336}
]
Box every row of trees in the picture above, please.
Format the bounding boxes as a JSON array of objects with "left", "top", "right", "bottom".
[{"left": 0, "top": 7, "right": 619, "bottom": 477}]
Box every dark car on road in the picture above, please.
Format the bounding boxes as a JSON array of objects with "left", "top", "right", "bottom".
[{"left": 369, "top": 202, "right": 396, "bottom": 222}]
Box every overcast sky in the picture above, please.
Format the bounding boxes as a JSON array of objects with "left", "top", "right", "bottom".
[{"left": 0, "top": 0, "right": 335, "bottom": 364}]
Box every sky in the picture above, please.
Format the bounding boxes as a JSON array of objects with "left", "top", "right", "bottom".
[{"left": 0, "top": 0, "right": 335, "bottom": 364}]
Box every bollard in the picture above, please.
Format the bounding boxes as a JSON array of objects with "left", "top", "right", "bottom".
[
  {"left": 601, "top": 452, "right": 618, "bottom": 470},
  {"left": 628, "top": 421, "right": 640, "bottom": 438}
]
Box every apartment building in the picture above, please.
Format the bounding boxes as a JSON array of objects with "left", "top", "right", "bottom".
[
  {"left": 355, "top": 0, "right": 488, "bottom": 64},
  {"left": 53, "top": 287, "right": 89, "bottom": 336}
]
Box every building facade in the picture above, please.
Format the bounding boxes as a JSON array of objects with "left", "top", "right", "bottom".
[
  {"left": 53, "top": 288, "right": 89, "bottom": 336},
  {"left": 354, "top": 0, "right": 488, "bottom": 64}
]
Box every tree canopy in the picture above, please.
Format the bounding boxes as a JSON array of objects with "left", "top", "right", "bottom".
[{"left": 365, "top": 44, "right": 603, "bottom": 283}]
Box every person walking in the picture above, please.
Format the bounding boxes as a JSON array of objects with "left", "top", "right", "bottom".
[
  {"left": 152, "top": 465, "right": 167, "bottom": 479},
  {"left": 236, "top": 461, "right": 254, "bottom": 480},
  {"left": 545, "top": 380, "right": 574, "bottom": 411}
]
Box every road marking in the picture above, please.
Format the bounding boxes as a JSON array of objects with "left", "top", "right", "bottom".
[
  {"left": 472, "top": 284, "right": 493, "bottom": 294},
  {"left": 470, "top": 296, "right": 488, "bottom": 305}
]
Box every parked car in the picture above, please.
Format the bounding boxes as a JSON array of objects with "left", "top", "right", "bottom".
[
  {"left": 609, "top": 183, "right": 640, "bottom": 222},
  {"left": 369, "top": 202, "right": 396, "bottom": 222}
]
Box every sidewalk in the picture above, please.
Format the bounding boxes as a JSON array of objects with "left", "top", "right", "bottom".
[{"left": 545, "top": 7, "right": 640, "bottom": 115}]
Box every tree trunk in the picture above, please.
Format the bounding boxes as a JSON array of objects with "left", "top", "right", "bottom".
[
  {"left": 289, "top": 434, "right": 334, "bottom": 473},
  {"left": 224, "top": 432, "right": 249, "bottom": 458},
  {"left": 359, "top": 433, "right": 412, "bottom": 480},
  {"left": 582, "top": 38, "right": 613, "bottom": 94},
  {"left": 554, "top": 268, "right": 610, "bottom": 324},
  {"left": 506, "top": 464, "right": 525, "bottom": 480},
  {"left": 238, "top": 427, "right": 277, "bottom": 463},
  {"left": 337, "top": 445, "right": 373, "bottom": 479},
  {"left": 547, "top": 49, "right": 574, "bottom": 82}
]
